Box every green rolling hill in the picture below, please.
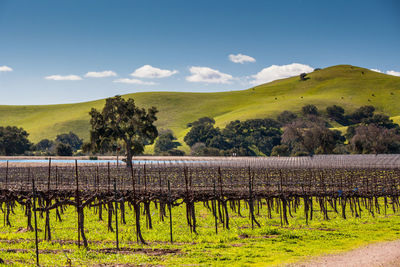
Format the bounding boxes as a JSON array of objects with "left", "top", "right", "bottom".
[{"left": 1, "top": 65, "right": 400, "bottom": 152}]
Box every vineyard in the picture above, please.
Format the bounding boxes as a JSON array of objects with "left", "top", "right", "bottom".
[{"left": 1, "top": 155, "right": 400, "bottom": 264}]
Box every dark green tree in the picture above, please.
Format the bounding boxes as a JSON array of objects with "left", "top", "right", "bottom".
[
  {"left": 184, "top": 118, "right": 220, "bottom": 147},
  {"left": 154, "top": 129, "right": 182, "bottom": 155},
  {"left": 270, "top": 144, "right": 290, "bottom": 156},
  {"left": 299, "top": 73, "right": 308, "bottom": 81},
  {"left": 277, "top": 110, "right": 297, "bottom": 125},
  {"left": 56, "top": 132, "right": 83, "bottom": 151},
  {"left": 56, "top": 143, "right": 73, "bottom": 156},
  {"left": 35, "top": 139, "right": 55, "bottom": 152},
  {"left": 186, "top": 117, "right": 215, "bottom": 128},
  {"left": 222, "top": 118, "right": 282, "bottom": 156},
  {"left": 347, "top": 105, "right": 375, "bottom": 124},
  {"left": 301, "top": 104, "right": 319, "bottom": 116},
  {"left": 362, "top": 114, "right": 399, "bottom": 130},
  {"left": 0, "top": 126, "right": 32, "bottom": 155},
  {"left": 326, "top": 105, "right": 346, "bottom": 124},
  {"left": 88, "top": 96, "right": 158, "bottom": 167}
]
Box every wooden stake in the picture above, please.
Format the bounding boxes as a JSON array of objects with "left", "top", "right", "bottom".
[
  {"left": 114, "top": 178, "right": 119, "bottom": 250},
  {"left": 32, "top": 176, "right": 39, "bottom": 266},
  {"left": 168, "top": 180, "right": 173, "bottom": 243}
]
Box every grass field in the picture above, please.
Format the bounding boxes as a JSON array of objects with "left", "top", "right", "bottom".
[
  {"left": 1, "top": 200, "right": 400, "bottom": 266},
  {"left": 1, "top": 65, "right": 400, "bottom": 152}
]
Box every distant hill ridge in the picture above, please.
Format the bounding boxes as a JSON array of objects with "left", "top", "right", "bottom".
[{"left": 1, "top": 65, "right": 400, "bottom": 151}]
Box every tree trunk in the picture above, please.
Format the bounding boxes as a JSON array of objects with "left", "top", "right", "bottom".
[{"left": 126, "top": 142, "right": 133, "bottom": 168}]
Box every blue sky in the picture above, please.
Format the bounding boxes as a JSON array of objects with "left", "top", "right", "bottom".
[{"left": 0, "top": 0, "right": 399, "bottom": 105}]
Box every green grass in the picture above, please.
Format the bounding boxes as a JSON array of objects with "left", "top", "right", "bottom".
[
  {"left": 1, "top": 200, "right": 400, "bottom": 266},
  {"left": 1, "top": 65, "right": 400, "bottom": 153}
]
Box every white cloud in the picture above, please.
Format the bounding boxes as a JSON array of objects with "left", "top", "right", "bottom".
[
  {"left": 250, "top": 63, "right": 314, "bottom": 85},
  {"left": 130, "top": 65, "right": 178, "bottom": 79},
  {"left": 386, "top": 70, "right": 400, "bottom": 77},
  {"left": 186, "top": 66, "right": 233, "bottom": 84},
  {"left": 84, "top": 70, "right": 117, "bottom": 78},
  {"left": 113, "top": 78, "right": 156, "bottom": 85},
  {"left": 229, "top": 53, "right": 256, "bottom": 64},
  {"left": 370, "top": 69, "right": 382, "bottom": 73},
  {"left": 0, "top": 65, "right": 13, "bottom": 72},
  {"left": 45, "top": 74, "right": 82, "bottom": 81}
]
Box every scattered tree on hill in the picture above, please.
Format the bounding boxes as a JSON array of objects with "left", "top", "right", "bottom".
[
  {"left": 88, "top": 95, "right": 158, "bottom": 167},
  {"left": 299, "top": 73, "right": 308, "bottom": 81},
  {"left": 0, "top": 126, "right": 32, "bottom": 155}
]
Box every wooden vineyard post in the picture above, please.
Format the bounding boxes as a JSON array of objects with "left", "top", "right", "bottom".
[
  {"left": 5, "top": 160, "right": 8, "bottom": 190},
  {"left": 168, "top": 180, "right": 173, "bottom": 243},
  {"left": 248, "top": 167, "right": 260, "bottom": 229},
  {"left": 75, "top": 160, "right": 81, "bottom": 248},
  {"left": 3, "top": 161, "right": 8, "bottom": 227},
  {"left": 114, "top": 178, "right": 119, "bottom": 250},
  {"left": 249, "top": 175, "right": 254, "bottom": 230},
  {"left": 213, "top": 179, "right": 218, "bottom": 234},
  {"left": 45, "top": 158, "right": 51, "bottom": 241},
  {"left": 130, "top": 164, "right": 146, "bottom": 244},
  {"left": 32, "top": 176, "right": 39, "bottom": 266}
]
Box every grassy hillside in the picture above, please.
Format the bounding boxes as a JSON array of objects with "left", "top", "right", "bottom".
[{"left": 1, "top": 65, "right": 400, "bottom": 151}]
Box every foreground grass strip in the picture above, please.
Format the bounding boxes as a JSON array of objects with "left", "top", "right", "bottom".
[{"left": 0, "top": 201, "right": 399, "bottom": 266}]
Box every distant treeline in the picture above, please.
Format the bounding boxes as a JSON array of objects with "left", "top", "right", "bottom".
[
  {"left": 0, "top": 130, "right": 83, "bottom": 156},
  {"left": 168, "top": 104, "right": 400, "bottom": 156},
  {"left": 1, "top": 104, "right": 400, "bottom": 156}
]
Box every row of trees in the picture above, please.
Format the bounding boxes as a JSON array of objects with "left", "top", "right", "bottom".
[
  {"left": 0, "top": 128, "right": 83, "bottom": 156},
  {"left": 2, "top": 97, "right": 400, "bottom": 158},
  {"left": 34, "top": 132, "right": 83, "bottom": 156},
  {"left": 180, "top": 104, "right": 400, "bottom": 156}
]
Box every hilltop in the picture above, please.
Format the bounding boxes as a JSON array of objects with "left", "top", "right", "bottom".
[{"left": 1, "top": 65, "right": 400, "bottom": 151}]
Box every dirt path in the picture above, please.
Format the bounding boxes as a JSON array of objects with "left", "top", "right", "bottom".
[{"left": 292, "top": 240, "right": 400, "bottom": 267}]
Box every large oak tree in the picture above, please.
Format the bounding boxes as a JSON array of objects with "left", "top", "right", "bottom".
[{"left": 88, "top": 96, "right": 158, "bottom": 167}]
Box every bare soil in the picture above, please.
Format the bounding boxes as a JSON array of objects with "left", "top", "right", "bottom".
[{"left": 292, "top": 240, "right": 400, "bottom": 267}]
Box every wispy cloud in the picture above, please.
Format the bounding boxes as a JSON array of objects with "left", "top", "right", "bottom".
[
  {"left": 0, "top": 65, "right": 13, "bottom": 72},
  {"left": 113, "top": 78, "right": 156, "bottom": 85},
  {"left": 386, "top": 70, "right": 400, "bottom": 77},
  {"left": 84, "top": 70, "right": 117, "bottom": 78},
  {"left": 370, "top": 68, "right": 382, "bottom": 73},
  {"left": 229, "top": 53, "right": 256, "bottom": 64},
  {"left": 250, "top": 63, "right": 314, "bottom": 85},
  {"left": 186, "top": 66, "right": 233, "bottom": 84},
  {"left": 130, "top": 65, "right": 178, "bottom": 79},
  {"left": 45, "top": 74, "right": 82, "bottom": 81}
]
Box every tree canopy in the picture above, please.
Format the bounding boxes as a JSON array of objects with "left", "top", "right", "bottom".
[
  {"left": 88, "top": 95, "right": 158, "bottom": 167},
  {"left": 0, "top": 126, "right": 32, "bottom": 155},
  {"left": 56, "top": 132, "right": 83, "bottom": 151},
  {"left": 154, "top": 129, "right": 183, "bottom": 155}
]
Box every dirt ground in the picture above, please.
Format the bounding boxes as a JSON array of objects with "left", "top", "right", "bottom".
[{"left": 292, "top": 240, "right": 400, "bottom": 267}]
